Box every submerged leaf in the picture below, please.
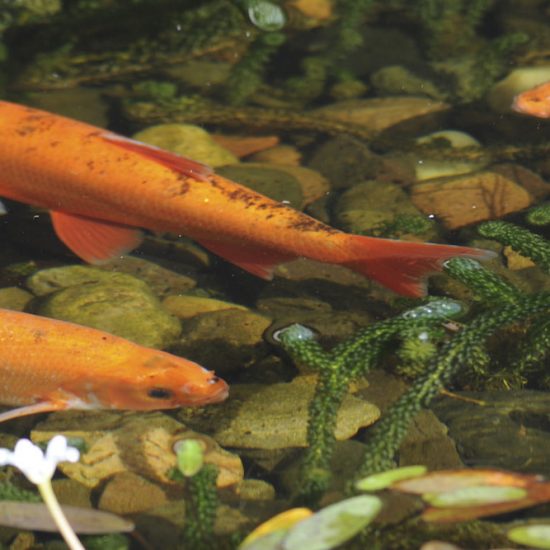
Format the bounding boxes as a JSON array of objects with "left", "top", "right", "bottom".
[
  {"left": 355, "top": 465, "right": 427, "bottom": 492},
  {"left": 423, "top": 485, "right": 527, "bottom": 508},
  {"left": 282, "top": 495, "right": 381, "bottom": 550},
  {"left": 393, "top": 469, "right": 534, "bottom": 495},
  {"left": 240, "top": 508, "right": 312, "bottom": 548},
  {"left": 507, "top": 524, "right": 550, "bottom": 549},
  {"left": 0, "top": 501, "right": 133, "bottom": 534}
]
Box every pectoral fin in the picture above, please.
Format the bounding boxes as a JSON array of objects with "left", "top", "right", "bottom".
[
  {"left": 50, "top": 211, "right": 144, "bottom": 264},
  {"left": 0, "top": 401, "right": 68, "bottom": 424}
]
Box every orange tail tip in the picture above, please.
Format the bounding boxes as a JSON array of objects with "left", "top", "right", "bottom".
[{"left": 342, "top": 235, "right": 496, "bottom": 297}]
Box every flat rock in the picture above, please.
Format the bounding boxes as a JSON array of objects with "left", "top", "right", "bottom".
[
  {"left": 217, "top": 163, "right": 303, "bottom": 210},
  {"left": 98, "top": 472, "right": 169, "bottom": 515},
  {"left": 178, "top": 376, "right": 380, "bottom": 449},
  {"left": 31, "top": 411, "right": 243, "bottom": 489},
  {"left": 411, "top": 170, "right": 533, "bottom": 229},
  {"left": 335, "top": 180, "right": 436, "bottom": 240},
  {"left": 313, "top": 97, "right": 449, "bottom": 134},
  {"left": 432, "top": 390, "right": 550, "bottom": 477},
  {"left": 163, "top": 295, "right": 247, "bottom": 319},
  {"left": 172, "top": 308, "right": 272, "bottom": 374}
]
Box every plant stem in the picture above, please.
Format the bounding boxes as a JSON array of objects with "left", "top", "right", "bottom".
[{"left": 37, "top": 480, "right": 84, "bottom": 550}]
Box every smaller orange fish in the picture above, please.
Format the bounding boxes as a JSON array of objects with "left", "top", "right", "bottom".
[
  {"left": 512, "top": 80, "right": 550, "bottom": 118},
  {"left": 0, "top": 308, "right": 228, "bottom": 423}
]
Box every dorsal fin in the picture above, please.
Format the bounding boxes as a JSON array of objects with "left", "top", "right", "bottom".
[{"left": 101, "top": 132, "right": 213, "bottom": 181}]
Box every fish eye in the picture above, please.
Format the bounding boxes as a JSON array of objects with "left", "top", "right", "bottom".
[
  {"left": 208, "top": 376, "right": 220, "bottom": 384},
  {"left": 147, "top": 387, "right": 174, "bottom": 400}
]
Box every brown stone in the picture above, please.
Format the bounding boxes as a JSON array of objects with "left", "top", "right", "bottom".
[
  {"left": 211, "top": 134, "right": 279, "bottom": 158},
  {"left": 98, "top": 472, "right": 169, "bottom": 515},
  {"left": 32, "top": 411, "right": 243, "bottom": 489},
  {"left": 249, "top": 144, "right": 302, "bottom": 166},
  {"left": 492, "top": 163, "right": 550, "bottom": 200},
  {"left": 314, "top": 97, "right": 449, "bottom": 133},
  {"left": 411, "top": 171, "right": 533, "bottom": 229},
  {"left": 503, "top": 245, "right": 535, "bottom": 270}
]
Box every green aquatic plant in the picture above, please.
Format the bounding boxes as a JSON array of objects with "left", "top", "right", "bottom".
[
  {"left": 478, "top": 220, "right": 550, "bottom": 274},
  {"left": 277, "top": 214, "right": 550, "bottom": 498},
  {"left": 358, "top": 217, "right": 550, "bottom": 475},
  {"left": 176, "top": 440, "right": 219, "bottom": 550},
  {"left": 224, "top": 31, "right": 286, "bottom": 105},
  {"left": 275, "top": 298, "right": 464, "bottom": 504},
  {"left": 412, "top": 0, "right": 493, "bottom": 59}
]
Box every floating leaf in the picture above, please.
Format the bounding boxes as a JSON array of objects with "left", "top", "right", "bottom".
[
  {"left": 424, "top": 485, "right": 526, "bottom": 508},
  {"left": 0, "top": 501, "right": 133, "bottom": 534},
  {"left": 393, "top": 469, "right": 533, "bottom": 495},
  {"left": 393, "top": 469, "right": 550, "bottom": 523},
  {"left": 282, "top": 495, "right": 381, "bottom": 550},
  {"left": 355, "top": 465, "right": 427, "bottom": 492},
  {"left": 507, "top": 524, "right": 550, "bottom": 549},
  {"left": 240, "top": 508, "right": 312, "bottom": 548}
]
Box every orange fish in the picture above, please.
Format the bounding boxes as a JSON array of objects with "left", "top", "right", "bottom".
[
  {"left": 512, "top": 80, "right": 550, "bottom": 118},
  {"left": 0, "top": 308, "right": 228, "bottom": 423},
  {"left": 0, "top": 101, "right": 494, "bottom": 297}
]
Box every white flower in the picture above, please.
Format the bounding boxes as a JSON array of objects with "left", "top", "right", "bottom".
[{"left": 0, "top": 435, "right": 80, "bottom": 485}]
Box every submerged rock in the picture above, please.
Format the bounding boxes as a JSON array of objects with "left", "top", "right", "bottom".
[
  {"left": 133, "top": 123, "right": 238, "bottom": 166},
  {"left": 411, "top": 170, "right": 534, "bottom": 229},
  {"left": 163, "top": 295, "right": 247, "bottom": 319},
  {"left": 98, "top": 256, "right": 199, "bottom": 298},
  {"left": 217, "top": 163, "right": 303, "bottom": 209},
  {"left": 432, "top": 391, "right": 550, "bottom": 477},
  {"left": 0, "top": 287, "right": 33, "bottom": 311},
  {"left": 32, "top": 411, "right": 243, "bottom": 489},
  {"left": 334, "top": 180, "right": 436, "bottom": 240},
  {"left": 28, "top": 266, "right": 180, "bottom": 348},
  {"left": 172, "top": 308, "right": 272, "bottom": 374},
  {"left": 98, "top": 472, "right": 170, "bottom": 515},
  {"left": 178, "top": 376, "right": 380, "bottom": 449},
  {"left": 313, "top": 97, "right": 449, "bottom": 134}
]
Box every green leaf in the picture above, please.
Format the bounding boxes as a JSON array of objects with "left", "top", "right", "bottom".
[
  {"left": 424, "top": 485, "right": 527, "bottom": 508},
  {"left": 507, "top": 524, "right": 550, "bottom": 549},
  {"left": 283, "top": 495, "right": 381, "bottom": 550},
  {"left": 355, "top": 465, "right": 428, "bottom": 492}
]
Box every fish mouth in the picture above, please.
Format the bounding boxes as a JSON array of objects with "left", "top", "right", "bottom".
[{"left": 180, "top": 379, "right": 229, "bottom": 405}]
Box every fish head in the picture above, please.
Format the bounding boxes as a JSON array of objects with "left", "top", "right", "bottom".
[
  {"left": 78, "top": 351, "right": 229, "bottom": 411},
  {"left": 512, "top": 82, "right": 550, "bottom": 118}
]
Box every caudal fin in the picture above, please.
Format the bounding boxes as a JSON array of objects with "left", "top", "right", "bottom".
[{"left": 342, "top": 235, "right": 496, "bottom": 297}]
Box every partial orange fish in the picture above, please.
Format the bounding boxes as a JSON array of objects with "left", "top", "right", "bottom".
[
  {"left": 512, "top": 80, "right": 550, "bottom": 118},
  {"left": 0, "top": 308, "right": 228, "bottom": 422},
  {"left": 0, "top": 101, "right": 494, "bottom": 296}
]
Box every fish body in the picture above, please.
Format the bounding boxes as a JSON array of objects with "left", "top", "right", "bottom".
[
  {"left": 0, "top": 101, "right": 493, "bottom": 296},
  {"left": 0, "top": 308, "right": 228, "bottom": 422},
  {"left": 513, "top": 81, "right": 550, "bottom": 118}
]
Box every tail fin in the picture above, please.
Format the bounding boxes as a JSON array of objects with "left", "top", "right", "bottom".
[{"left": 342, "top": 235, "right": 496, "bottom": 297}]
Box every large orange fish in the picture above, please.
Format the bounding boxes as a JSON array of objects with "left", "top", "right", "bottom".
[
  {"left": 513, "top": 80, "right": 550, "bottom": 118},
  {"left": 0, "top": 308, "right": 228, "bottom": 423},
  {"left": 0, "top": 101, "right": 493, "bottom": 297}
]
